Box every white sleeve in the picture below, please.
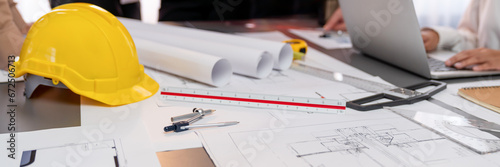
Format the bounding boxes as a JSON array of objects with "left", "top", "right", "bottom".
[
  {"left": 428, "top": 26, "right": 476, "bottom": 52},
  {"left": 427, "top": 0, "right": 480, "bottom": 52},
  {"left": 140, "top": 0, "right": 161, "bottom": 24}
]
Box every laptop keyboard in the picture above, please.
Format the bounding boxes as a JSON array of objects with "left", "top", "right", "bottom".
[{"left": 428, "top": 57, "right": 460, "bottom": 72}]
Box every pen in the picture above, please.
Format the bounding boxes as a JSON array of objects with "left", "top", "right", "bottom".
[
  {"left": 164, "top": 121, "right": 239, "bottom": 132},
  {"left": 319, "top": 31, "right": 331, "bottom": 38},
  {"left": 180, "top": 121, "right": 240, "bottom": 130},
  {"left": 319, "top": 30, "right": 344, "bottom": 38}
]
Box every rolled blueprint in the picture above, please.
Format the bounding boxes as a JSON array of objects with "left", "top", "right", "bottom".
[
  {"left": 129, "top": 30, "right": 273, "bottom": 79},
  {"left": 119, "top": 18, "right": 293, "bottom": 70},
  {"left": 134, "top": 39, "right": 232, "bottom": 87}
]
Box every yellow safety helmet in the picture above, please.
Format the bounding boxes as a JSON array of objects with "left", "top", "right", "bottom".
[{"left": 13, "top": 3, "right": 159, "bottom": 106}]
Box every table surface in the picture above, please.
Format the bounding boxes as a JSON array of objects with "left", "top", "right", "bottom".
[
  {"left": 173, "top": 15, "right": 500, "bottom": 87},
  {"left": 145, "top": 15, "right": 500, "bottom": 166}
]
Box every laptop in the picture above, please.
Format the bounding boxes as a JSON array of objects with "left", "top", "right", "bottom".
[{"left": 339, "top": 0, "right": 500, "bottom": 79}]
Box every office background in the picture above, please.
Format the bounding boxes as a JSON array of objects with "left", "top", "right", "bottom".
[{"left": 15, "top": 0, "right": 471, "bottom": 28}]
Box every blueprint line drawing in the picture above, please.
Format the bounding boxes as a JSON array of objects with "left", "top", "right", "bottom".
[
  {"left": 209, "top": 116, "right": 487, "bottom": 167},
  {"left": 288, "top": 125, "right": 447, "bottom": 166},
  {"left": 20, "top": 139, "right": 127, "bottom": 167}
]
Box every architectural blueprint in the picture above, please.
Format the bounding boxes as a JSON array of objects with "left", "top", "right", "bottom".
[{"left": 198, "top": 110, "right": 498, "bottom": 167}]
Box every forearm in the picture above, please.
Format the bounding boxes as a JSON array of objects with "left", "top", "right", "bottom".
[
  {"left": 8, "top": 0, "right": 28, "bottom": 34},
  {"left": 430, "top": 26, "right": 477, "bottom": 52},
  {"left": 0, "top": 0, "right": 24, "bottom": 70}
]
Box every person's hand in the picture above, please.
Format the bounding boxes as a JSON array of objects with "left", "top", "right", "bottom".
[
  {"left": 323, "top": 8, "right": 346, "bottom": 31},
  {"left": 445, "top": 48, "right": 500, "bottom": 71},
  {"left": 421, "top": 29, "right": 439, "bottom": 52}
]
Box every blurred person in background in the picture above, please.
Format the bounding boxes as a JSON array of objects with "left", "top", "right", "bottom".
[
  {"left": 324, "top": 0, "right": 500, "bottom": 71},
  {"left": 421, "top": 0, "right": 500, "bottom": 71},
  {"left": 158, "top": 0, "right": 321, "bottom": 21},
  {"left": 0, "top": 0, "right": 28, "bottom": 70},
  {"left": 49, "top": 0, "right": 141, "bottom": 19},
  {"left": 0, "top": 0, "right": 141, "bottom": 70},
  {"left": 50, "top": 0, "right": 322, "bottom": 21},
  {"left": 2, "top": 0, "right": 323, "bottom": 70}
]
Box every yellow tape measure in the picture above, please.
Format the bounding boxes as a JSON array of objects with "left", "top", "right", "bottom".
[{"left": 283, "top": 39, "right": 308, "bottom": 60}]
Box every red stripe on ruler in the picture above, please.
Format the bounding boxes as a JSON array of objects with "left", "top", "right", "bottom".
[{"left": 161, "top": 91, "right": 346, "bottom": 110}]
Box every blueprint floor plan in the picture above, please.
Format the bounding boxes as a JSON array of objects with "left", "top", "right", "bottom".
[
  {"left": 199, "top": 110, "right": 498, "bottom": 167},
  {"left": 287, "top": 125, "right": 452, "bottom": 166}
]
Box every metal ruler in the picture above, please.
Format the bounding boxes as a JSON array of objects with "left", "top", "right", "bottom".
[
  {"left": 290, "top": 62, "right": 447, "bottom": 111},
  {"left": 387, "top": 107, "right": 500, "bottom": 154},
  {"left": 160, "top": 87, "right": 346, "bottom": 114}
]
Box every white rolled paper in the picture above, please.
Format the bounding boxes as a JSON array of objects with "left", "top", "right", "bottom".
[
  {"left": 129, "top": 30, "right": 273, "bottom": 79},
  {"left": 119, "top": 18, "right": 293, "bottom": 70},
  {"left": 134, "top": 39, "right": 232, "bottom": 87}
]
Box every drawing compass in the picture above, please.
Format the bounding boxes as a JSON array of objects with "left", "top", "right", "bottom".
[{"left": 164, "top": 108, "right": 238, "bottom": 132}]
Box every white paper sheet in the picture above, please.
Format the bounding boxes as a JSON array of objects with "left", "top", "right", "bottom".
[
  {"left": 119, "top": 18, "right": 293, "bottom": 70},
  {"left": 137, "top": 31, "right": 398, "bottom": 153},
  {"left": 235, "top": 31, "right": 373, "bottom": 79},
  {"left": 0, "top": 70, "right": 23, "bottom": 83},
  {"left": 143, "top": 30, "right": 500, "bottom": 166},
  {"left": 236, "top": 31, "right": 292, "bottom": 42},
  {"left": 141, "top": 45, "right": 388, "bottom": 153},
  {"left": 432, "top": 78, "right": 500, "bottom": 124},
  {"left": 140, "top": 104, "right": 276, "bottom": 152},
  {"left": 135, "top": 39, "right": 233, "bottom": 87},
  {"left": 146, "top": 62, "right": 375, "bottom": 151},
  {"left": 0, "top": 101, "right": 160, "bottom": 167},
  {"left": 131, "top": 31, "right": 273, "bottom": 79},
  {"left": 148, "top": 31, "right": 384, "bottom": 105},
  {"left": 149, "top": 39, "right": 377, "bottom": 103},
  {"left": 388, "top": 107, "right": 500, "bottom": 154},
  {"left": 197, "top": 109, "right": 498, "bottom": 167},
  {"left": 19, "top": 140, "right": 124, "bottom": 166},
  {"left": 289, "top": 29, "right": 352, "bottom": 50}
]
